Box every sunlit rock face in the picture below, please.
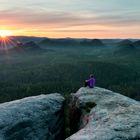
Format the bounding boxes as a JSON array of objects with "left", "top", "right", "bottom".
[
  {"left": 0, "top": 93, "right": 65, "bottom": 140},
  {"left": 67, "top": 87, "right": 140, "bottom": 140}
]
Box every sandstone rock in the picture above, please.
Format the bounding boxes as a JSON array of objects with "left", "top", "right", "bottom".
[
  {"left": 0, "top": 93, "right": 65, "bottom": 140},
  {"left": 67, "top": 87, "right": 140, "bottom": 140}
]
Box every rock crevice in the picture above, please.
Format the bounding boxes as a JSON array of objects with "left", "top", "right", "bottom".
[{"left": 0, "top": 87, "right": 140, "bottom": 140}]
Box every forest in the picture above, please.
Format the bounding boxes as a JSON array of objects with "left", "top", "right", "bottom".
[{"left": 0, "top": 38, "right": 140, "bottom": 103}]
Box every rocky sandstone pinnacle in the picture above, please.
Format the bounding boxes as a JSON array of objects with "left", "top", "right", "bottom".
[
  {"left": 67, "top": 87, "right": 140, "bottom": 140},
  {"left": 0, "top": 93, "right": 65, "bottom": 140}
]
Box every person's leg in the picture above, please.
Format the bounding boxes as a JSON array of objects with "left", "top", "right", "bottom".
[
  {"left": 85, "top": 81, "right": 88, "bottom": 87},
  {"left": 87, "top": 81, "right": 91, "bottom": 88}
]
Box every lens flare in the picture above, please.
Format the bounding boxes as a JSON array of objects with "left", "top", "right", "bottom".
[{"left": 0, "top": 30, "right": 16, "bottom": 50}]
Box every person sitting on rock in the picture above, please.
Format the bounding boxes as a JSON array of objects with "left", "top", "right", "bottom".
[{"left": 85, "top": 74, "right": 95, "bottom": 88}]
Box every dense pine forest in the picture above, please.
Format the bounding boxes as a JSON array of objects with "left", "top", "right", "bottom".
[{"left": 0, "top": 38, "right": 140, "bottom": 103}]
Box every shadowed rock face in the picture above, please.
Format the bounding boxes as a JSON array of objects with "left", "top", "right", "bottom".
[
  {"left": 0, "top": 93, "right": 65, "bottom": 140},
  {"left": 67, "top": 87, "right": 140, "bottom": 140}
]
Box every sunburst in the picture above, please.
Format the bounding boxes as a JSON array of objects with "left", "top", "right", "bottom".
[
  {"left": 0, "top": 30, "right": 12, "bottom": 38},
  {"left": 0, "top": 30, "right": 16, "bottom": 50}
]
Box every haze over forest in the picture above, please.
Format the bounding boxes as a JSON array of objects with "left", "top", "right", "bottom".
[{"left": 0, "top": 36, "right": 139, "bottom": 103}]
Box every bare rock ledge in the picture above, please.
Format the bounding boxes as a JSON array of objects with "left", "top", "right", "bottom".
[
  {"left": 67, "top": 87, "right": 140, "bottom": 140},
  {"left": 0, "top": 93, "right": 65, "bottom": 140}
]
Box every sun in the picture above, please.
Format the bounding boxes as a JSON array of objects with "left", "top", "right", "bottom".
[{"left": 0, "top": 30, "right": 12, "bottom": 38}]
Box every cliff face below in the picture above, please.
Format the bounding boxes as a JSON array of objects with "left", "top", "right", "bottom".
[
  {"left": 67, "top": 87, "right": 140, "bottom": 140},
  {"left": 0, "top": 93, "right": 65, "bottom": 140},
  {"left": 0, "top": 87, "right": 140, "bottom": 140}
]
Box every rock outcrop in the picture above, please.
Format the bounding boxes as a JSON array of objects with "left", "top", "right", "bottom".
[
  {"left": 22, "top": 41, "right": 41, "bottom": 50},
  {"left": 0, "top": 93, "right": 65, "bottom": 140},
  {"left": 67, "top": 87, "right": 140, "bottom": 140}
]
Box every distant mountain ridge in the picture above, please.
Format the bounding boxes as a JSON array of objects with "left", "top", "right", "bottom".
[
  {"left": 115, "top": 39, "right": 138, "bottom": 55},
  {"left": 116, "top": 39, "right": 140, "bottom": 48},
  {"left": 39, "top": 38, "right": 79, "bottom": 47},
  {"left": 39, "top": 38, "right": 105, "bottom": 47},
  {"left": 133, "top": 40, "right": 140, "bottom": 48},
  {"left": 0, "top": 41, "right": 42, "bottom": 55},
  {"left": 22, "top": 41, "right": 41, "bottom": 50},
  {"left": 0, "top": 36, "right": 140, "bottom": 51},
  {"left": 80, "top": 39, "right": 105, "bottom": 47},
  {"left": 118, "top": 39, "right": 133, "bottom": 44}
]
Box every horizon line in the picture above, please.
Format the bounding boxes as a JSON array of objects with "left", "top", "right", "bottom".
[{"left": 7, "top": 35, "right": 140, "bottom": 40}]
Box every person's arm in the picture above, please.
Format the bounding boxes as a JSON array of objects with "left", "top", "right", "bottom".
[{"left": 86, "top": 79, "right": 90, "bottom": 82}]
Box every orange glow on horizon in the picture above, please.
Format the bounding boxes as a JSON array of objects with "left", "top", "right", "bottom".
[
  {"left": 0, "top": 26, "right": 139, "bottom": 39},
  {"left": 12, "top": 30, "right": 140, "bottom": 39}
]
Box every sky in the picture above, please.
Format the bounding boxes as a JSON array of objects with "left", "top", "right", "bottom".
[{"left": 0, "top": 0, "right": 140, "bottom": 38}]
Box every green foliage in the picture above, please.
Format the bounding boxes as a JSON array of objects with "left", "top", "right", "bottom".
[
  {"left": 65, "top": 127, "right": 70, "bottom": 138},
  {"left": 0, "top": 46, "right": 140, "bottom": 103}
]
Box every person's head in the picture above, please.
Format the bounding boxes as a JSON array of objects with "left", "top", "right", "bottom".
[{"left": 90, "top": 74, "right": 94, "bottom": 78}]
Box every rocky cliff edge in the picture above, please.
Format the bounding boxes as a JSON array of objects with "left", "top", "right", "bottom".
[
  {"left": 0, "top": 93, "right": 65, "bottom": 140},
  {"left": 67, "top": 87, "right": 140, "bottom": 140}
]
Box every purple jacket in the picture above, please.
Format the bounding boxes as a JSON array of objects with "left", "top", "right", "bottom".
[{"left": 86, "top": 78, "right": 95, "bottom": 88}]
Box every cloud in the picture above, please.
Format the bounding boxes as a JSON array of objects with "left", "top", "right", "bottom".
[
  {"left": 0, "top": 7, "right": 139, "bottom": 38},
  {"left": 0, "top": 8, "right": 140, "bottom": 29}
]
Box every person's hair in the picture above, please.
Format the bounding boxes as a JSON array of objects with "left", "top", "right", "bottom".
[{"left": 90, "top": 74, "right": 94, "bottom": 78}]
